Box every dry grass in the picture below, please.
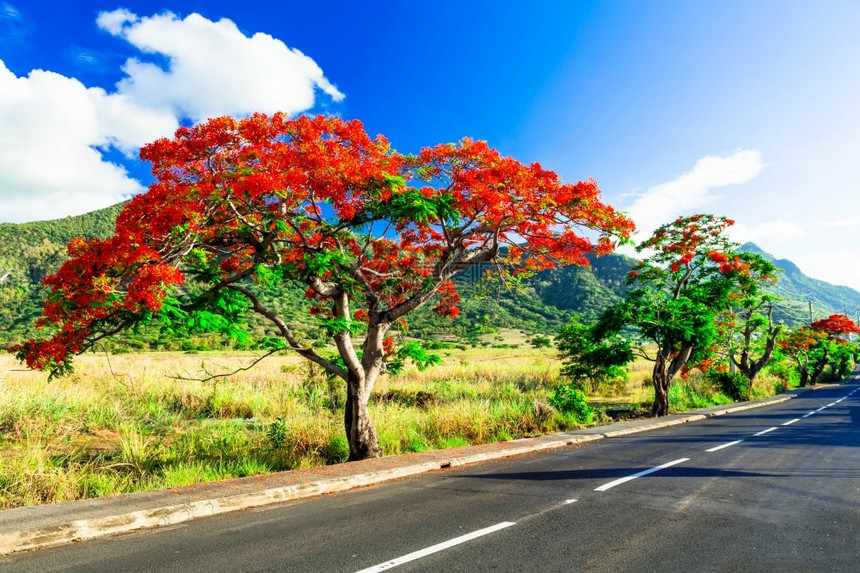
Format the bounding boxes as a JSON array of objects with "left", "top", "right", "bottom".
[{"left": 0, "top": 344, "right": 795, "bottom": 508}]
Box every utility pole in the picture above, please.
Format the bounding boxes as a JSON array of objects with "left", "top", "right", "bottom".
[{"left": 807, "top": 294, "right": 813, "bottom": 324}]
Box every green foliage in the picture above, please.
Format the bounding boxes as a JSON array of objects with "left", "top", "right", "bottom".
[
  {"left": 548, "top": 383, "right": 594, "bottom": 423},
  {"left": 387, "top": 340, "right": 443, "bottom": 375},
  {"left": 529, "top": 335, "right": 552, "bottom": 349},
  {"left": 668, "top": 382, "right": 732, "bottom": 411},
  {"left": 267, "top": 417, "right": 288, "bottom": 450},
  {"left": 556, "top": 315, "right": 632, "bottom": 392},
  {"left": 707, "top": 370, "right": 751, "bottom": 402}
]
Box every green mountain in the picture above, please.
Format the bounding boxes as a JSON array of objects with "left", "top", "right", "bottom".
[
  {"left": 2, "top": 205, "right": 856, "bottom": 349},
  {"left": 739, "top": 242, "right": 860, "bottom": 325},
  {"left": 0, "top": 204, "right": 125, "bottom": 345}
]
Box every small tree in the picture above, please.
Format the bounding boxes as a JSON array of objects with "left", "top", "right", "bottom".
[
  {"left": 779, "top": 314, "right": 860, "bottom": 386},
  {"left": 712, "top": 252, "right": 783, "bottom": 396},
  {"left": 590, "top": 214, "right": 751, "bottom": 416},
  {"left": 556, "top": 314, "right": 632, "bottom": 392},
  {"left": 11, "top": 113, "right": 633, "bottom": 460}
]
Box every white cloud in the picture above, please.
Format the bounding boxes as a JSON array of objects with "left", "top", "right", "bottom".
[
  {"left": 626, "top": 149, "right": 764, "bottom": 239},
  {"left": 728, "top": 219, "right": 807, "bottom": 245},
  {"left": 94, "top": 8, "right": 137, "bottom": 35},
  {"left": 98, "top": 10, "right": 345, "bottom": 122},
  {"left": 820, "top": 216, "right": 860, "bottom": 228},
  {"left": 0, "top": 61, "right": 174, "bottom": 222},
  {"left": 0, "top": 11, "right": 343, "bottom": 223}
]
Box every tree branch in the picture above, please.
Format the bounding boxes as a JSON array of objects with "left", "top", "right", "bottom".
[{"left": 228, "top": 285, "right": 347, "bottom": 379}]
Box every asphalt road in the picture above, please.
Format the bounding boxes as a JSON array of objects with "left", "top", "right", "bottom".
[{"left": 3, "top": 383, "right": 858, "bottom": 572}]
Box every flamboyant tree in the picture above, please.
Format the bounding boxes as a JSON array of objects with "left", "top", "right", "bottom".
[
  {"left": 583, "top": 214, "right": 753, "bottom": 416},
  {"left": 12, "top": 113, "right": 634, "bottom": 460},
  {"left": 780, "top": 314, "right": 860, "bottom": 386},
  {"left": 712, "top": 252, "right": 783, "bottom": 391}
]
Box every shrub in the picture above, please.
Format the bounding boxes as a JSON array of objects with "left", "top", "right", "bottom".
[
  {"left": 549, "top": 383, "right": 593, "bottom": 423},
  {"left": 707, "top": 371, "right": 750, "bottom": 402}
]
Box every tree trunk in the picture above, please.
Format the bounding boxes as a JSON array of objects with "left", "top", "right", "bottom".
[
  {"left": 651, "top": 352, "right": 671, "bottom": 416},
  {"left": 650, "top": 343, "right": 693, "bottom": 417},
  {"left": 344, "top": 371, "right": 382, "bottom": 461},
  {"left": 651, "top": 370, "right": 670, "bottom": 416}
]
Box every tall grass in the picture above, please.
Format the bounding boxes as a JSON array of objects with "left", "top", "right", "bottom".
[{"left": 0, "top": 341, "right": 795, "bottom": 508}]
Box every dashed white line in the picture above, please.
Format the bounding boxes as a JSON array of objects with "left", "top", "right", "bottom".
[
  {"left": 782, "top": 418, "right": 800, "bottom": 426},
  {"left": 827, "top": 402, "right": 837, "bottom": 407},
  {"left": 753, "top": 427, "right": 778, "bottom": 437},
  {"left": 706, "top": 439, "right": 744, "bottom": 452},
  {"left": 354, "top": 521, "right": 517, "bottom": 572},
  {"left": 594, "top": 458, "right": 689, "bottom": 492},
  {"left": 802, "top": 412, "right": 814, "bottom": 418},
  {"left": 564, "top": 499, "right": 578, "bottom": 505}
]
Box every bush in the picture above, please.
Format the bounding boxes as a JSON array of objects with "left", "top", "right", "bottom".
[
  {"left": 707, "top": 371, "right": 750, "bottom": 402},
  {"left": 549, "top": 383, "right": 593, "bottom": 423}
]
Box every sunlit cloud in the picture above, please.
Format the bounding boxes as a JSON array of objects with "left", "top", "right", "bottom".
[
  {"left": 728, "top": 219, "right": 807, "bottom": 245},
  {"left": 0, "top": 10, "right": 343, "bottom": 223},
  {"left": 626, "top": 149, "right": 764, "bottom": 239},
  {"left": 97, "top": 9, "right": 345, "bottom": 122}
]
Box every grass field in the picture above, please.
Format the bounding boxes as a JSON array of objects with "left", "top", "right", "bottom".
[{"left": 0, "top": 337, "right": 793, "bottom": 509}]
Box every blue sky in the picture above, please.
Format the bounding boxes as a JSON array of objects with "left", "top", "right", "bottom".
[{"left": 2, "top": 1, "right": 860, "bottom": 293}]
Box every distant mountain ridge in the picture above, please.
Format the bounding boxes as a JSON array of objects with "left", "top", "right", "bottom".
[
  {"left": 2, "top": 205, "right": 858, "bottom": 347},
  {"left": 739, "top": 242, "right": 860, "bottom": 325}
]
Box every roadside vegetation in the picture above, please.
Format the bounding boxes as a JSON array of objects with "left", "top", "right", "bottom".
[{"left": 0, "top": 328, "right": 806, "bottom": 509}]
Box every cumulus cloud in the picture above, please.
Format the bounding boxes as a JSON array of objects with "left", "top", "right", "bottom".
[
  {"left": 0, "top": 10, "right": 343, "bottom": 223},
  {"left": 98, "top": 9, "right": 345, "bottom": 122},
  {"left": 0, "top": 61, "right": 175, "bottom": 222},
  {"left": 627, "top": 149, "right": 764, "bottom": 239}
]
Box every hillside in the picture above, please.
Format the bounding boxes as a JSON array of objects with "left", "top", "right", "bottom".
[
  {"left": 739, "top": 242, "right": 860, "bottom": 325},
  {"left": 0, "top": 204, "right": 125, "bottom": 345},
  {"left": 0, "top": 204, "right": 634, "bottom": 348},
  {"left": 3, "top": 205, "right": 857, "bottom": 349}
]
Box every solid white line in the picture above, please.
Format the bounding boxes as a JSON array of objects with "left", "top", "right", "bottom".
[
  {"left": 782, "top": 419, "right": 800, "bottom": 426},
  {"left": 594, "top": 458, "right": 690, "bottom": 492},
  {"left": 753, "top": 427, "right": 778, "bottom": 437},
  {"left": 354, "top": 522, "right": 517, "bottom": 572},
  {"left": 706, "top": 439, "right": 744, "bottom": 452}
]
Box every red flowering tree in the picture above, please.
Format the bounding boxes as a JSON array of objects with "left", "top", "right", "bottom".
[
  {"left": 587, "top": 214, "right": 753, "bottom": 416},
  {"left": 780, "top": 314, "right": 860, "bottom": 386},
  {"left": 712, "top": 252, "right": 783, "bottom": 391},
  {"left": 12, "top": 113, "right": 634, "bottom": 460}
]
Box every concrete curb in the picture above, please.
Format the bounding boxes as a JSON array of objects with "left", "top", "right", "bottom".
[{"left": 0, "top": 384, "right": 834, "bottom": 556}]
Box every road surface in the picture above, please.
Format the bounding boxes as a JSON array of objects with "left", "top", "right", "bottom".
[{"left": 2, "top": 383, "right": 858, "bottom": 572}]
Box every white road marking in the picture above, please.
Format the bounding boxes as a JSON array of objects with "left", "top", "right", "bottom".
[
  {"left": 564, "top": 499, "right": 578, "bottom": 504},
  {"left": 802, "top": 412, "right": 814, "bottom": 418},
  {"left": 594, "top": 458, "right": 689, "bottom": 492},
  {"left": 816, "top": 407, "right": 827, "bottom": 412},
  {"left": 827, "top": 402, "right": 837, "bottom": 407},
  {"left": 706, "top": 439, "right": 744, "bottom": 452},
  {"left": 782, "top": 419, "right": 800, "bottom": 426},
  {"left": 354, "top": 521, "right": 517, "bottom": 572},
  {"left": 753, "top": 427, "right": 778, "bottom": 437}
]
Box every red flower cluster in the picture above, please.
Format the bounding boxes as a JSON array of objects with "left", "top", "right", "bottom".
[{"left": 13, "top": 113, "right": 635, "bottom": 374}]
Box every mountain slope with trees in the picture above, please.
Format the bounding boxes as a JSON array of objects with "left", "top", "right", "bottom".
[{"left": 2, "top": 206, "right": 858, "bottom": 348}]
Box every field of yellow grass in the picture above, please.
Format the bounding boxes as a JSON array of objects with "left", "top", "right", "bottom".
[{"left": 0, "top": 340, "right": 789, "bottom": 509}]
